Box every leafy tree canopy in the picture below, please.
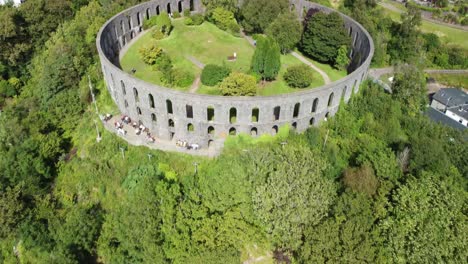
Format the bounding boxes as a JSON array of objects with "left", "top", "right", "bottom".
[{"left": 240, "top": 0, "right": 289, "bottom": 33}]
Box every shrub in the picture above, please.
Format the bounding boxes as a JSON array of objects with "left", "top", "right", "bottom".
[
  {"left": 153, "top": 52, "right": 173, "bottom": 73},
  {"left": 183, "top": 9, "right": 191, "bottom": 17},
  {"left": 139, "top": 42, "right": 163, "bottom": 65},
  {"left": 173, "top": 11, "right": 181, "bottom": 18},
  {"left": 284, "top": 65, "right": 314, "bottom": 88},
  {"left": 184, "top": 17, "right": 194, "bottom": 25},
  {"left": 191, "top": 14, "right": 205, "bottom": 25},
  {"left": 227, "top": 20, "right": 240, "bottom": 34},
  {"left": 219, "top": 72, "right": 257, "bottom": 96},
  {"left": 171, "top": 69, "right": 195, "bottom": 87},
  {"left": 462, "top": 17, "right": 468, "bottom": 26},
  {"left": 143, "top": 16, "right": 158, "bottom": 30},
  {"left": 201, "top": 64, "right": 231, "bottom": 86},
  {"left": 157, "top": 12, "right": 173, "bottom": 35},
  {"left": 212, "top": 7, "right": 236, "bottom": 31},
  {"left": 151, "top": 29, "right": 165, "bottom": 40}
]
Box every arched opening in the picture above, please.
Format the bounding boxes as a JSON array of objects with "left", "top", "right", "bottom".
[
  {"left": 124, "top": 100, "right": 128, "bottom": 108},
  {"left": 229, "top": 108, "right": 237, "bottom": 124},
  {"left": 252, "top": 108, "right": 259, "bottom": 122},
  {"left": 146, "top": 8, "right": 150, "bottom": 20},
  {"left": 136, "top": 12, "right": 141, "bottom": 25},
  {"left": 207, "top": 106, "right": 215, "bottom": 121},
  {"left": 137, "top": 107, "right": 142, "bottom": 115},
  {"left": 167, "top": 3, "right": 171, "bottom": 14},
  {"left": 251, "top": 127, "right": 258, "bottom": 136},
  {"left": 187, "top": 123, "right": 194, "bottom": 132},
  {"left": 293, "top": 103, "right": 300, "bottom": 118},
  {"left": 341, "top": 86, "right": 347, "bottom": 101},
  {"left": 208, "top": 126, "right": 215, "bottom": 135},
  {"left": 127, "top": 17, "right": 132, "bottom": 30},
  {"left": 349, "top": 26, "right": 352, "bottom": 37},
  {"left": 166, "top": 100, "right": 173, "bottom": 114},
  {"left": 120, "top": 20, "right": 124, "bottom": 32},
  {"left": 186, "top": 105, "right": 193, "bottom": 118},
  {"left": 149, "top": 94, "right": 155, "bottom": 108},
  {"left": 168, "top": 119, "right": 175, "bottom": 127},
  {"left": 122, "top": 36, "right": 126, "bottom": 46},
  {"left": 353, "top": 32, "right": 359, "bottom": 46},
  {"left": 311, "top": 98, "right": 318, "bottom": 113},
  {"left": 352, "top": 79, "right": 358, "bottom": 94},
  {"left": 309, "top": 118, "right": 315, "bottom": 126},
  {"left": 325, "top": 112, "right": 330, "bottom": 119},
  {"left": 178, "top": 1, "right": 183, "bottom": 13},
  {"left": 133, "top": 87, "right": 139, "bottom": 102},
  {"left": 273, "top": 106, "right": 280, "bottom": 121},
  {"left": 190, "top": 0, "right": 195, "bottom": 11},
  {"left": 208, "top": 140, "right": 214, "bottom": 149},
  {"left": 130, "top": 31, "right": 135, "bottom": 40},
  {"left": 151, "top": 113, "right": 157, "bottom": 123},
  {"left": 328, "top": 93, "right": 334, "bottom": 107},
  {"left": 156, "top": 6, "right": 160, "bottom": 15},
  {"left": 121, "top": 80, "right": 126, "bottom": 95},
  {"left": 272, "top": 125, "right": 278, "bottom": 135},
  {"left": 229, "top": 127, "right": 237, "bottom": 136},
  {"left": 292, "top": 122, "right": 297, "bottom": 130}
]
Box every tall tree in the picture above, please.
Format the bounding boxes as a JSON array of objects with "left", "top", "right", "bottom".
[
  {"left": 391, "top": 64, "right": 427, "bottom": 116},
  {"left": 266, "top": 12, "right": 303, "bottom": 54},
  {"left": 251, "top": 36, "right": 281, "bottom": 81},
  {"left": 240, "top": 0, "right": 289, "bottom": 33},
  {"left": 301, "top": 12, "right": 351, "bottom": 64}
]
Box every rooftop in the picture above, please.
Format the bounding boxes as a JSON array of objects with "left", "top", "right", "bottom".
[
  {"left": 426, "top": 107, "right": 466, "bottom": 131},
  {"left": 433, "top": 88, "right": 468, "bottom": 120}
]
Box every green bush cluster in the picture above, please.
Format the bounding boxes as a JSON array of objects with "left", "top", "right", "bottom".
[
  {"left": 173, "top": 11, "right": 181, "bottom": 18},
  {"left": 201, "top": 64, "right": 231, "bottom": 86},
  {"left": 283, "top": 64, "right": 314, "bottom": 88},
  {"left": 211, "top": 7, "right": 239, "bottom": 34},
  {"left": 143, "top": 12, "right": 173, "bottom": 35},
  {"left": 183, "top": 9, "right": 191, "bottom": 17},
  {"left": 219, "top": 72, "right": 257, "bottom": 96},
  {"left": 184, "top": 14, "right": 204, "bottom": 26},
  {"left": 138, "top": 42, "right": 163, "bottom": 65}
]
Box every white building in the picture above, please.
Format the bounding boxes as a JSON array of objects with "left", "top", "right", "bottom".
[
  {"left": 429, "top": 88, "right": 468, "bottom": 129},
  {"left": 0, "top": 0, "right": 23, "bottom": 6}
]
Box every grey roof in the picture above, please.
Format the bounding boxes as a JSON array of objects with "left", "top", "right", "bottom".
[
  {"left": 433, "top": 88, "right": 468, "bottom": 120},
  {"left": 426, "top": 107, "right": 466, "bottom": 131}
]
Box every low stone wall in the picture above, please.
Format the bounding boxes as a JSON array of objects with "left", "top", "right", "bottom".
[{"left": 96, "top": 0, "right": 374, "bottom": 148}]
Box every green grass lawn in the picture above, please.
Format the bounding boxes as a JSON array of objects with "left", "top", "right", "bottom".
[
  {"left": 121, "top": 19, "right": 331, "bottom": 96},
  {"left": 294, "top": 49, "right": 347, "bottom": 82},
  {"left": 379, "top": 3, "right": 468, "bottom": 47},
  {"left": 429, "top": 73, "right": 468, "bottom": 88}
]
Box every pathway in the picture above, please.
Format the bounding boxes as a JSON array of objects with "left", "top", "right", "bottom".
[
  {"left": 186, "top": 56, "right": 205, "bottom": 93},
  {"left": 102, "top": 116, "right": 221, "bottom": 157},
  {"left": 240, "top": 31, "right": 332, "bottom": 85},
  {"left": 379, "top": 1, "right": 468, "bottom": 31},
  {"left": 189, "top": 76, "right": 201, "bottom": 93}
]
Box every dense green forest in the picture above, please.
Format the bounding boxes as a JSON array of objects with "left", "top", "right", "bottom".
[{"left": 0, "top": 0, "right": 466, "bottom": 263}]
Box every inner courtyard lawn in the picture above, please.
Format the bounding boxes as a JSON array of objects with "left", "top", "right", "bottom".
[{"left": 121, "top": 19, "right": 331, "bottom": 95}]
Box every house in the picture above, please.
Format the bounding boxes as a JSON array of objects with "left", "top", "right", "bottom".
[{"left": 428, "top": 88, "right": 468, "bottom": 130}]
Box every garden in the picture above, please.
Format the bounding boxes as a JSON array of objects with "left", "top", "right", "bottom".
[{"left": 120, "top": 9, "right": 348, "bottom": 96}]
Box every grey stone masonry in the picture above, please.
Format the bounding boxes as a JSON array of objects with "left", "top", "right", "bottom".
[{"left": 96, "top": 0, "right": 374, "bottom": 148}]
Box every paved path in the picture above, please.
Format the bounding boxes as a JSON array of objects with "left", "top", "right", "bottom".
[
  {"left": 240, "top": 31, "right": 332, "bottom": 85},
  {"left": 368, "top": 67, "right": 468, "bottom": 80},
  {"left": 379, "top": 2, "right": 468, "bottom": 31},
  {"left": 189, "top": 76, "right": 201, "bottom": 93},
  {"left": 102, "top": 116, "right": 221, "bottom": 157},
  {"left": 187, "top": 56, "right": 205, "bottom": 69}
]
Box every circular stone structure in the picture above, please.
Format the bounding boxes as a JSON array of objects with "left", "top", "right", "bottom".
[{"left": 97, "top": 0, "right": 374, "bottom": 149}]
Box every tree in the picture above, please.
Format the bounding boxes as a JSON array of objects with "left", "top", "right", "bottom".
[
  {"left": 202, "top": 0, "right": 237, "bottom": 16},
  {"left": 250, "top": 144, "right": 336, "bottom": 251},
  {"left": 266, "top": 12, "right": 302, "bottom": 54},
  {"left": 201, "top": 64, "right": 231, "bottom": 86},
  {"left": 301, "top": 12, "right": 351, "bottom": 64},
  {"left": 283, "top": 64, "right": 314, "bottom": 88},
  {"left": 391, "top": 64, "right": 426, "bottom": 116},
  {"left": 139, "top": 42, "right": 163, "bottom": 65},
  {"left": 240, "top": 0, "right": 289, "bottom": 33},
  {"left": 211, "top": 7, "right": 237, "bottom": 31},
  {"left": 251, "top": 36, "right": 281, "bottom": 81},
  {"left": 335, "top": 45, "right": 350, "bottom": 70},
  {"left": 219, "top": 72, "right": 257, "bottom": 96}
]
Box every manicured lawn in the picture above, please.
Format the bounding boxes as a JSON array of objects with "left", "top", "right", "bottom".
[
  {"left": 429, "top": 73, "right": 468, "bottom": 88},
  {"left": 379, "top": 3, "right": 468, "bottom": 47},
  {"left": 295, "top": 49, "right": 347, "bottom": 82},
  {"left": 121, "top": 19, "right": 333, "bottom": 95}
]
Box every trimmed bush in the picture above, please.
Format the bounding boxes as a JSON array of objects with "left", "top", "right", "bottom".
[
  {"left": 184, "top": 17, "right": 194, "bottom": 25},
  {"left": 151, "top": 29, "right": 165, "bottom": 40},
  {"left": 183, "top": 9, "right": 191, "bottom": 17},
  {"left": 220, "top": 72, "right": 257, "bottom": 96},
  {"left": 201, "top": 64, "right": 231, "bottom": 86},
  {"left": 284, "top": 65, "right": 314, "bottom": 88},
  {"left": 173, "top": 11, "right": 181, "bottom": 18},
  {"left": 139, "top": 42, "right": 163, "bottom": 65},
  {"left": 191, "top": 14, "right": 205, "bottom": 25},
  {"left": 171, "top": 69, "right": 195, "bottom": 88}
]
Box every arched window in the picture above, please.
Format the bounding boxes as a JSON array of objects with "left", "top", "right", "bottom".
[
  {"left": 133, "top": 87, "right": 139, "bottom": 102},
  {"left": 328, "top": 93, "right": 334, "bottom": 107},
  {"left": 251, "top": 127, "right": 258, "bottom": 136},
  {"left": 127, "top": 17, "right": 131, "bottom": 30},
  {"left": 208, "top": 126, "right": 215, "bottom": 135},
  {"left": 137, "top": 107, "right": 142, "bottom": 115},
  {"left": 186, "top": 105, "right": 193, "bottom": 118},
  {"left": 349, "top": 26, "right": 352, "bottom": 37},
  {"left": 273, "top": 106, "right": 280, "bottom": 121},
  {"left": 168, "top": 119, "right": 175, "bottom": 127},
  {"left": 167, "top": 3, "right": 171, "bottom": 13},
  {"left": 208, "top": 140, "right": 214, "bottom": 148},
  {"left": 178, "top": 1, "right": 183, "bottom": 13},
  {"left": 341, "top": 86, "right": 347, "bottom": 101},
  {"left": 149, "top": 94, "right": 155, "bottom": 108},
  {"left": 311, "top": 98, "right": 318, "bottom": 113},
  {"left": 151, "top": 113, "right": 157, "bottom": 123},
  {"left": 309, "top": 118, "right": 315, "bottom": 126},
  {"left": 156, "top": 6, "right": 160, "bottom": 15},
  {"left": 124, "top": 100, "right": 128, "bottom": 108},
  {"left": 272, "top": 125, "right": 278, "bottom": 135},
  {"left": 229, "top": 127, "right": 237, "bottom": 136},
  {"left": 130, "top": 31, "right": 135, "bottom": 40},
  {"left": 187, "top": 123, "right": 194, "bottom": 132},
  {"left": 292, "top": 122, "right": 297, "bottom": 130},
  {"left": 353, "top": 31, "right": 359, "bottom": 46},
  {"left": 190, "top": 0, "right": 195, "bottom": 11},
  {"left": 207, "top": 106, "right": 215, "bottom": 121},
  {"left": 252, "top": 108, "right": 259, "bottom": 122},
  {"left": 229, "top": 108, "right": 237, "bottom": 124},
  {"left": 146, "top": 8, "right": 150, "bottom": 20},
  {"left": 325, "top": 112, "right": 330, "bottom": 119},
  {"left": 166, "top": 100, "right": 173, "bottom": 114},
  {"left": 120, "top": 20, "right": 124, "bottom": 33},
  {"left": 136, "top": 12, "right": 141, "bottom": 26},
  {"left": 122, "top": 36, "right": 126, "bottom": 46},
  {"left": 293, "top": 103, "right": 300, "bottom": 118},
  {"left": 121, "top": 80, "right": 126, "bottom": 95}
]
